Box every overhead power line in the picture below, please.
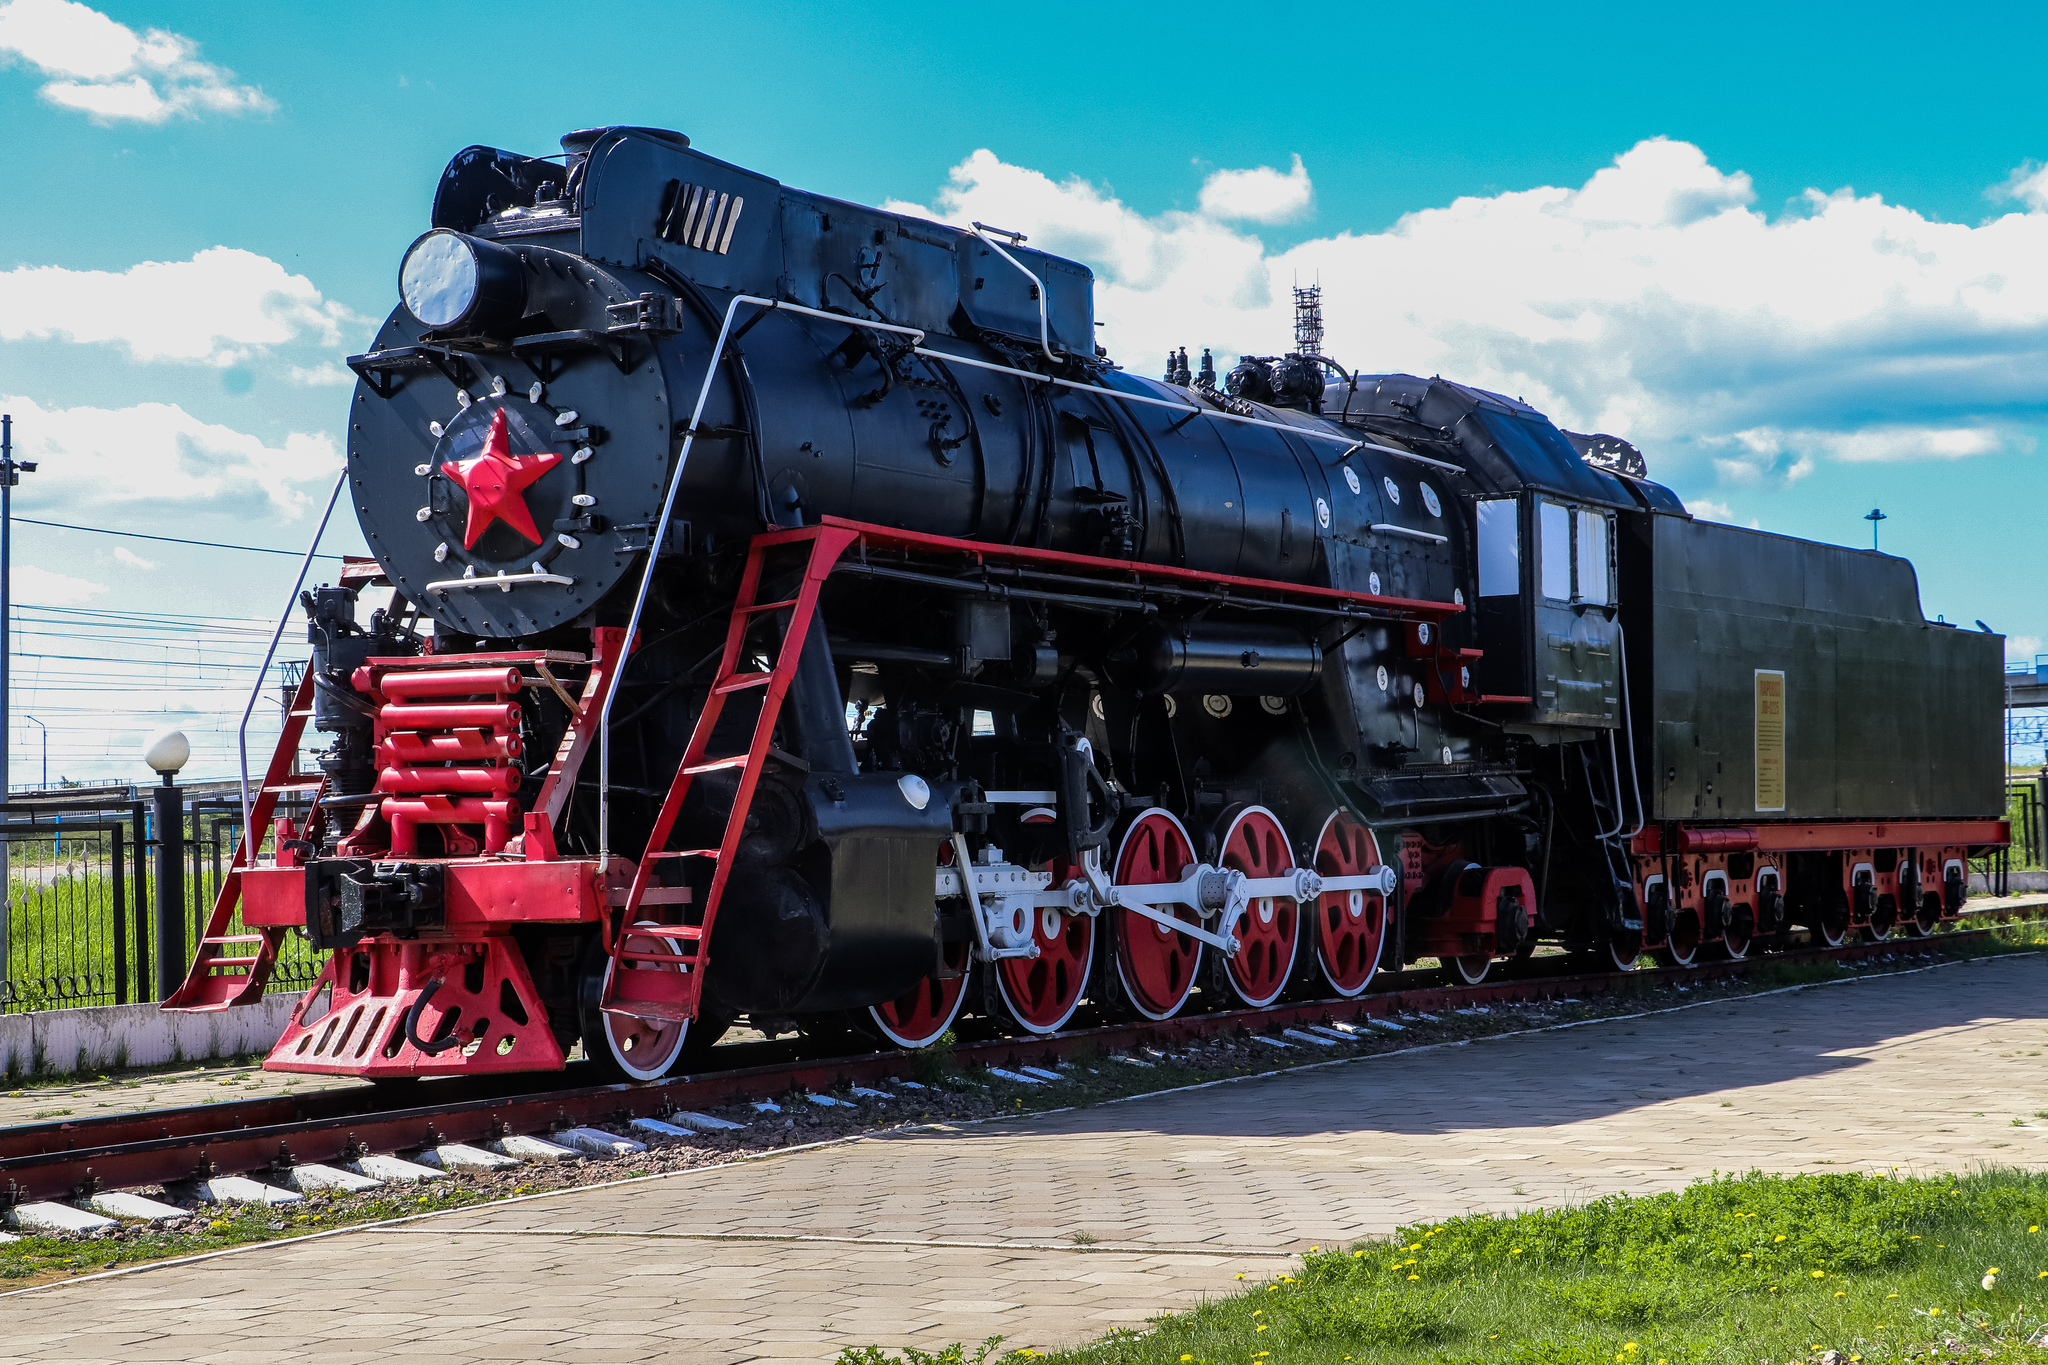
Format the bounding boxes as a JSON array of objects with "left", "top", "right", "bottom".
[{"left": 14, "top": 516, "right": 354, "bottom": 561}]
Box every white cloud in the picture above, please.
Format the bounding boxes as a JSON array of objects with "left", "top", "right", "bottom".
[
  {"left": 893, "top": 138, "right": 2048, "bottom": 486},
  {"left": 0, "top": 247, "right": 358, "bottom": 367},
  {"left": 112, "top": 545, "right": 156, "bottom": 570},
  {"left": 1198, "top": 154, "right": 1313, "bottom": 224},
  {"left": 287, "top": 361, "right": 355, "bottom": 387},
  {"left": 1687, "top": 499, "right": 1736, "bottom": 522},
  {"left": 15, "top": 563, "right": 105, "bottom": 605},
  {"left": 1992, "top": 161, "right": 2048, "bottom": 213},
  {"left": 2007, "top": 635, "right": 2042, "bottom": 664},
  {"left": 0, "top": 0, "right": 273, "bottom": 124},
  {"left": 0, "top": 392, "right": 341, "bottom": 517}
]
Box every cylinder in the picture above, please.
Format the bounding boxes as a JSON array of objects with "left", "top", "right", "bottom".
[
  {"left": 364, "top": 667, "right": 523, "bottom": 701},
  {"left": 1676, "top": 827, "right": 1760, "bottom": 854},
  {"left": 381, "top": 731, "right": 522, "bottom": 762},
  {"left": 374, "top": 765, "right": 521, "bottom": 795},
  {"left": 1105, "top": 620, "right": 1323, "bottom": 697},
  {"left": 377, "top": 702, "right": 521, "bottom": 731}
]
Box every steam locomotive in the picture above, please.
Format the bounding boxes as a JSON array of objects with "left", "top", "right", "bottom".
[{"left": 167, "top": 126, "right": 2008, "bottom": 1082}]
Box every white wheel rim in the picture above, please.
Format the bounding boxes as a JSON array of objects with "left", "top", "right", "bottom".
[
  {"left": 1454, "top": 955, "right": 1489, "bottom": 985},
  {"left": 597, "top": 936, "right": 689, "bottom": 1081}
]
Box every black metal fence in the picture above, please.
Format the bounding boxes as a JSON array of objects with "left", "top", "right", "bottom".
[{"left": 1, "top": 792, "right": 325, "bottom": 1014}]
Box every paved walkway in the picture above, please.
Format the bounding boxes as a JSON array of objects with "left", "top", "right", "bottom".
[{"left": 7, "top": 953, "right": 2047, "bottom": 1364}]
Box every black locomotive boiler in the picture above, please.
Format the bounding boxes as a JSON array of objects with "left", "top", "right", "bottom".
[{"left": 166, "top": 126, "right": 2008, "bottom": 1082}]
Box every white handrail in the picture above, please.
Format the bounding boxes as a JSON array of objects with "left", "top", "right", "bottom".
[
  {"left": 969, "top": 223, "right": 1057, "bottom": 364},
  {"left": 238, "top": 467, "right": 349, "bottom": 850}
]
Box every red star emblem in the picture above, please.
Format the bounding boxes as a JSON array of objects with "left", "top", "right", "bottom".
[{"left": 446, "top": 407, "right": 559, "bottom": 548}]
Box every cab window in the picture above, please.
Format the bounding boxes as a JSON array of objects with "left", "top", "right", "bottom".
[
  {"left": 1576, "top": 509, "right": 1610, "bottom": 605},
  {"left": 1476, "top": 499, "right": 1519, "bottom": 596},
  {"left": 1538, "top": 499, "right": 1613, "bottom": 604}
]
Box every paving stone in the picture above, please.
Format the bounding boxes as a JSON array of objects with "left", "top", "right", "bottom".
[
  {"left": 174, "top": 1175, "right": 303, "bottom": 1206},
  {"left": 350, "top": 1154, "right": 444, "bottom": 1183},
  {"left": 414, "top": 1143, "right": 520, "bottom": 1173},
  {"left": 489, "top": 1134, "right": 581, "bottom": 1162},
  {"left": 556, "top": 1127, "right": 647, "bottom": 1156},
  {"left": 84, "top": 1191, "right": 189, "bottom": 1222},
  {"left": 282, "top": 1163, "right": 383, "bottom": 1194},
  {"left": 5, "top": 1200, "right": 117, "bottom": 1233}
]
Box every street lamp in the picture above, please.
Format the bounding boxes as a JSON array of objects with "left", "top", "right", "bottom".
[
  {"left": 23, "top": 714, "right": 45, "bottom": 790},
  {"left": 145, "top": 727, "right": 189, "bottom": 999},
  {"left": 1864, "top": 507, "right": 1887, "bottom": 549}
]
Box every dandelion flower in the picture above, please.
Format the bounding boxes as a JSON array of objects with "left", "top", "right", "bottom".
[
  {"left": 1886, "top": 1294, "right": 1899, "bottom": 1299},
  {"left": 1510, "top": 1247, "right": 1524, "bottom": 1255},
  {"left": 1180, "top": 1357, "right": 1193, "bottom": 1363},
  {"left": 1256, "top": 1324, "right": 1268, "bottom": 1332},
  {"left": 1811, "top": 1270, "right": 1826, "bottom": 1279},
  {"left": 1982, "top": 1273, "right": 1999, "bottom": 1290},
  {"left": 1834, "top": 1292, "right": 1846, "bottom": 1298},
  {"left": 2033, "top": 1225, "right": 2041, "bottom": 1233},
  {"left": 1407, "top": 1274, "right": 1420, "bottom": 1281},
  {"left": 1774, "top": 1234, "right": 1788, "bottom": 1242}
]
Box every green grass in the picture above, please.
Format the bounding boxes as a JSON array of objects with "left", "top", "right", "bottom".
[
  {"left": 842, "top": 1170, "right": 2048, "bottom": 1364},
  {"left": 3, "top": 825, "right": 323, "bottom": 1024}
]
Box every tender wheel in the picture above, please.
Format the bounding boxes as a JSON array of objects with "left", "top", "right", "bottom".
[
  {"left": 1657, "top": 907, "right": 1702, "bottom": 967},
  {"left": 1311, "top": 811, "right": 1387, "bottom": 997},
  {"left": 990, "top": 814, "right": 1095, "bottom": 1034},
  {"left": 1110, "top": 809, "right": 1203, "bottom": 1020},
  {"left": 1604, "top": 929, "right": 1644, "bottom": 971},
  {"left": 1811, "top": 892, "right": 1851, "bottom": 947},
  {"left": 1215, "top": 806, "right": 1299, "bottom": 1008},
  {"left": 577, "top": 932, "right": 689, "bottom": 1082},
  {"left": 1903, "top": 892, "right": 1941, "bottom": 938},
  {"left": 1720, "top": 902, "right": 1754, "bottom": 960},
  {"left": 1451, "top": 953, "right": 1491, "bottom": 985},
  {"left": 1863, "top": 895, "right": 1897, "bottom": 942}
]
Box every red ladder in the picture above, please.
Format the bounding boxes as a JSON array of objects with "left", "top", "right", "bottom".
[
  {"left": 601, "top": 523, "right": 859, "bottom": 1022},
  {"left": 164, "top": 667, "right": 323, "bottom": 1011}
]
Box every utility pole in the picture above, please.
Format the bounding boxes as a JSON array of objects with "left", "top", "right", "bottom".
[
  {"left": 1865, "top": 507, "right": 1887, "bottom": 550},
  {"left": 0, "top": 414, "right": 38, "bottom": 964}
]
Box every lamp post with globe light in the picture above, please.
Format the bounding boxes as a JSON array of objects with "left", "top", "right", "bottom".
[{"left": 145, "top": 728, "right": 189, "bottom": 1000}]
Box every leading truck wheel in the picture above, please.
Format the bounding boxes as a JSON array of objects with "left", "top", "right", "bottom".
[
  {"left": 1312, "top": 811, "right": 1387, "bottom": 998},
  {"left": 1110, "top": 809, "right": 1203, "bottom": 1020},
  {"left": 1215, "top": 806, "right": 1299, "bottom": 1008},
  {"left": 577, "top": 932, "right": 689, "bottom": 1082}
]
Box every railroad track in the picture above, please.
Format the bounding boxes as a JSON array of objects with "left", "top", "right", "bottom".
[{"left": 1, "top": 924, "right": 2003, "bottom": 1219}]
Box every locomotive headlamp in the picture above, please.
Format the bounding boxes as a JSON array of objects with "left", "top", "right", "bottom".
[{"left": 399, "top": 229, "right": 526, "bottom": 332}]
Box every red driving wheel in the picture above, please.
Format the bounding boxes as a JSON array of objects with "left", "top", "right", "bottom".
[
  {"left": 992, "top": 810, "right": 1094, "bottom": 1034},
  {"left": 1312, "top": 810, "right": 1387, "bottom": 997},
  {"left": 1111, "top": 809, "right": 1203, "bottom": 1020},
  {"left": 1217, "top": 806, "right": 1299, "bottom": 1007},
  {"left": 868, "top": 843, "right": 972, "bottom": 1048}
]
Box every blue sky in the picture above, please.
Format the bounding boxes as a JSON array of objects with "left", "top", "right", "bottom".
[{"left": 2, "top": 0, "right": 2046, "bottom": 780}]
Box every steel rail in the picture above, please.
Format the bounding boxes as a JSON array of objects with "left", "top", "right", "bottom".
[{"left": 0, "top": 925, "right": 2008, "bottom": 1205}]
